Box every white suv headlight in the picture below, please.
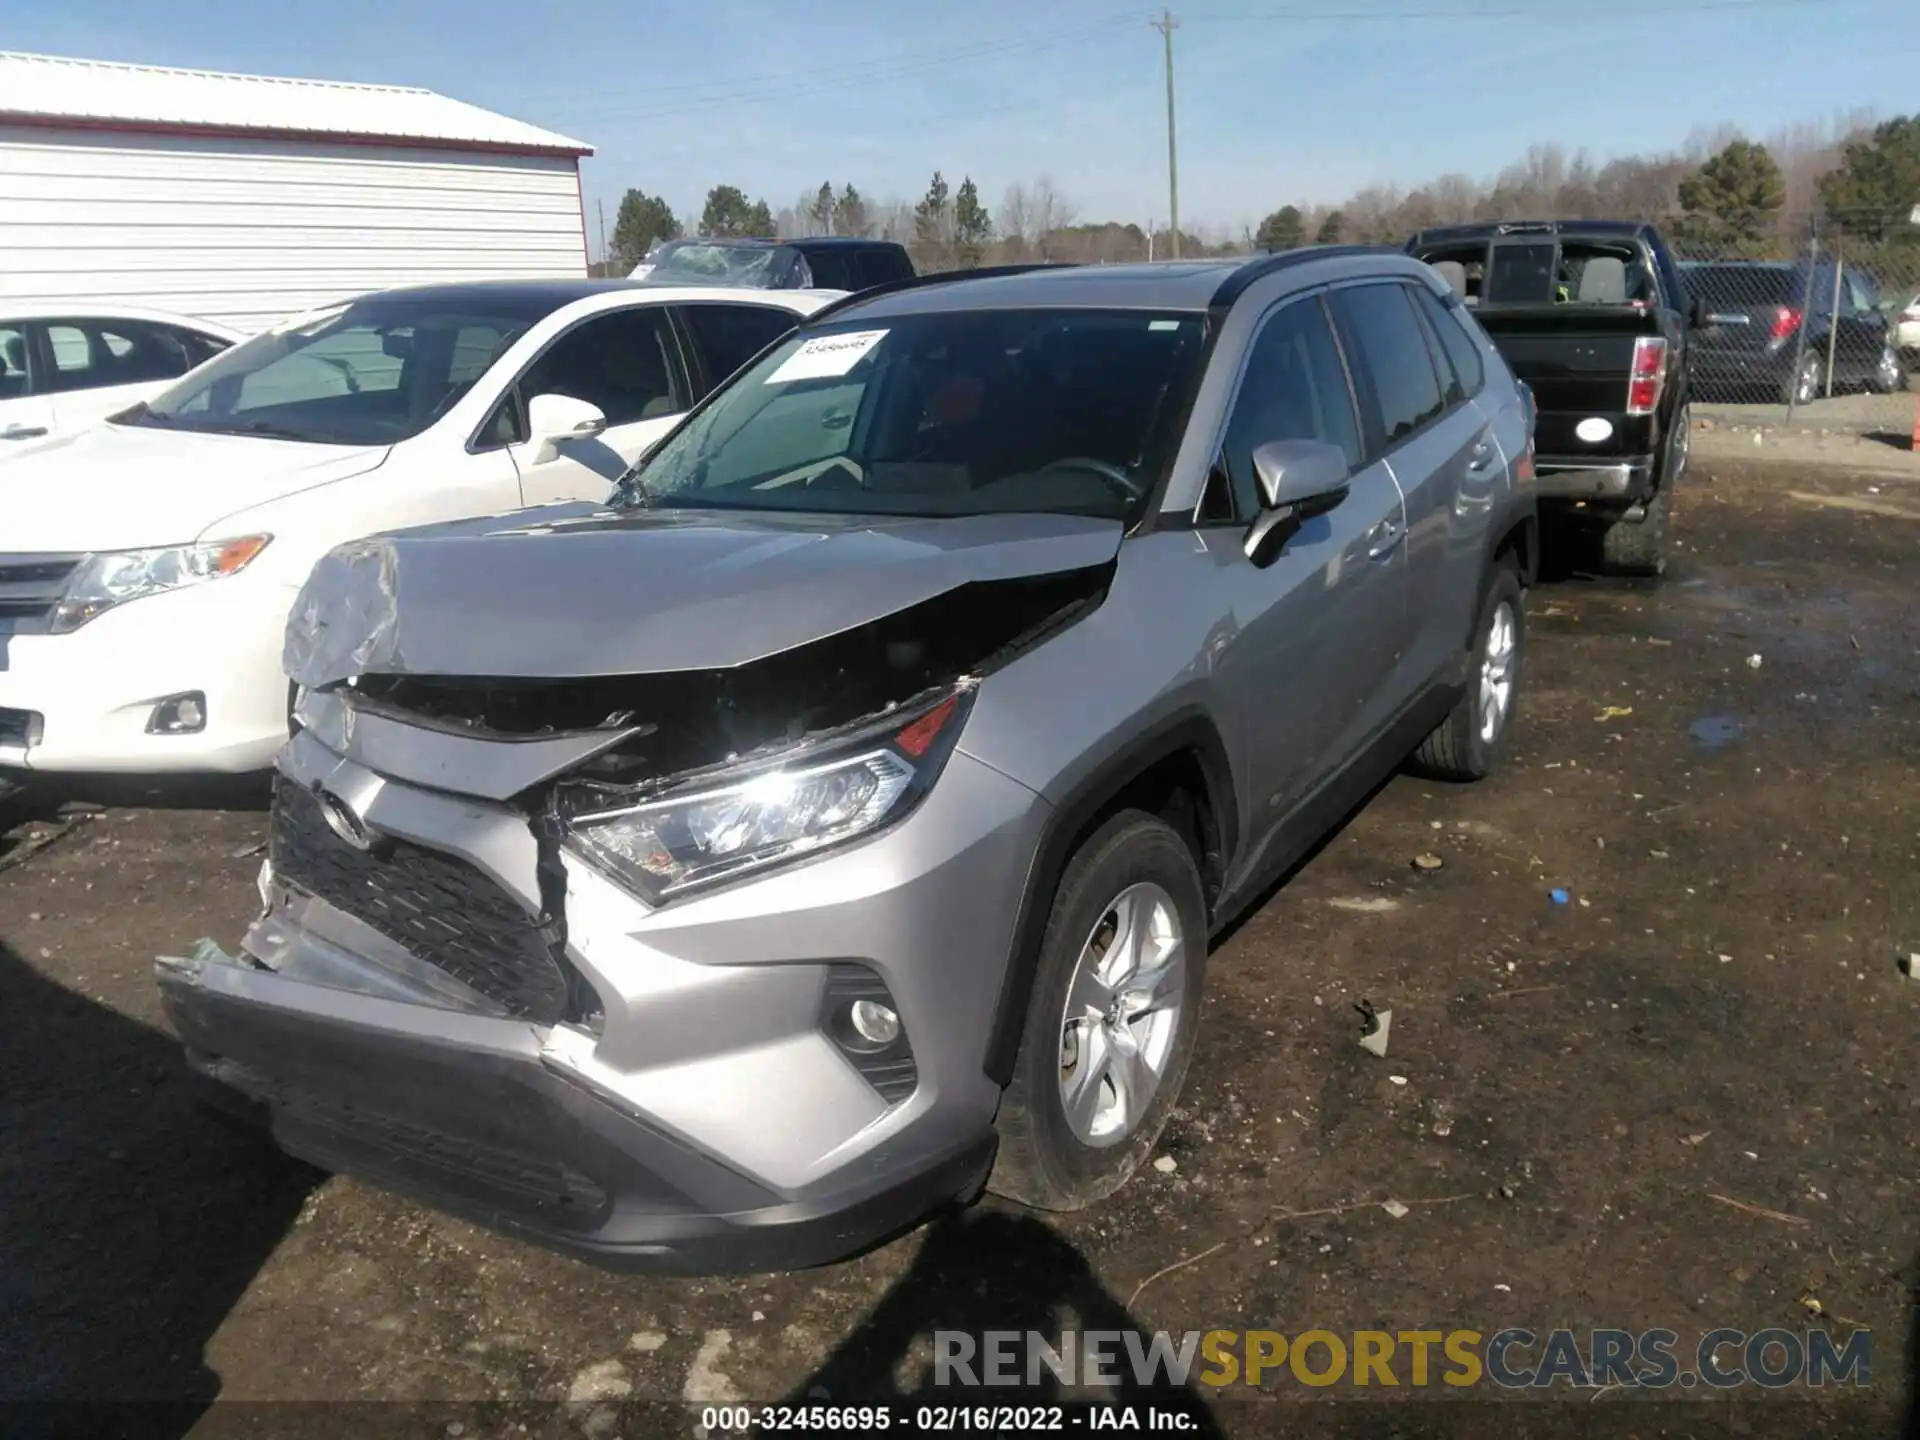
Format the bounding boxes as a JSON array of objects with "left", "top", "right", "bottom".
[
  {"left": 52, "top": 535, "right": 272, "bottom": 633},
  {"left": 563, "top": 688, "right": 969, "bottom": 902}
]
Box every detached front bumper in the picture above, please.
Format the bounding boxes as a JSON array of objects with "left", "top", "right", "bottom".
[
  {"left": 156, "top": 727, "right": 1047, "bottom": 1273},
  {"left": 159, "top": 944, "right": 994, "bottom": 1272}
]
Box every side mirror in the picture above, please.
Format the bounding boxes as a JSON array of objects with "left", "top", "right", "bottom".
[
  {"left": 526, "top": 393, "right": 608, "bottom": 464},
  {"left": 1244, "top": 439, "right": 1350, "bottom": 565}
]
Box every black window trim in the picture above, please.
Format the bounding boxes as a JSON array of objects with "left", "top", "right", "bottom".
[
  {"left": 1193, "top": 286, "right": 1366, "bottom": 528},
  {"left": 1410, "top": 282, "right": 1486, "bottom": 402},
  {"left": 1325, "top": 277, "right": 1463, "bottom": 465},
  {"left": 465, "top": 300, "right": 695, "bottom": 455},
  {"left": 1405, "top": 283, "right": 1469, "bottom": 408}
]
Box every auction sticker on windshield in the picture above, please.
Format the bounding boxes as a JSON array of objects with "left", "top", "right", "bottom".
[{"left": 765, "top": 329, "right": 888, "bottom": 385}]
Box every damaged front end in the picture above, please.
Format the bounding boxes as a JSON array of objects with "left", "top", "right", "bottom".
[{"left": 157, "top": 513, "right": 1116, "bottom": 1270}]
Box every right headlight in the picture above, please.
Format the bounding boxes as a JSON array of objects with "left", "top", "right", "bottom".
[
  {"left": 51, "top": 535, "right": 271, "bottom": 633},
  {"left": 562, "top": 687, "right": 971, "bottom": 902}
]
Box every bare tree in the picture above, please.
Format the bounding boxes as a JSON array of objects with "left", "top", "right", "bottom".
[
  {"left": 1029, "top": 176, "right": 1078, "bottom": 258},
  {"left": 1430, "top": 172, "right": 1480, "bottom": 224},
  {"left": 998, "top": 183, "right": 1033, "bottom": 251}
]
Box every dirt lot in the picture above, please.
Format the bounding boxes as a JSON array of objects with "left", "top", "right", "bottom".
[{"left": 3, "top": 456, "right": 1916, "bottom": 1438}]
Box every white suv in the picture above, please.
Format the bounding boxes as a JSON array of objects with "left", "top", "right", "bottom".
[{"left": 0, "top": 280, "right": 833, "bottom": 780}]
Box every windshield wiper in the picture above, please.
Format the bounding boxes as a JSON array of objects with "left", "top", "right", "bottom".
[{"left": 234, "top": 420, "right": 317, "bottom": 442}]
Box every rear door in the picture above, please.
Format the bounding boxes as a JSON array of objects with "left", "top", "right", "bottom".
[
  {"left": 1328, "top": 281, "right": 1486, "bottom": 718},
  {"left": 502, "top": 305, "right": 692, "bottom": 506}
]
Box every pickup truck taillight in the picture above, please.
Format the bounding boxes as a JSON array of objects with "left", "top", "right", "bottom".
[
  {"left": 1769, "top": 305, "right": 1804, "bottom": 343},
  {"left": 1627, "top": 336, "right": 1667, "bottom": 416}
]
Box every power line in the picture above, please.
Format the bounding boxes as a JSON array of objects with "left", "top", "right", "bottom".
[
  {"left": 1188, "top": 0, "right": 1870, "bottom": 20},
  {"left": 488, "top": 19, "right": 1139, "bottom": 122}
]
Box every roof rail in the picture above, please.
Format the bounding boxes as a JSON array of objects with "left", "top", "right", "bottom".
[
  {"left": 805, "top": 263, "right": 1081, "bottom": 324},
  {"left": 1207, "top": 245, "right": 1398, "bottom": 309}
]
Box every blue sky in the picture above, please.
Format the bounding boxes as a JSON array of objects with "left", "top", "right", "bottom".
[{"left": 13, "top": 0, "right": 1913, "bottom": 241}]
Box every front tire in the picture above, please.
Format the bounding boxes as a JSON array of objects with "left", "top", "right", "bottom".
[
  {"left": 1410, "top": 561, "right": 1525, "bottom": 782},
  {"left": 989, "top": 811, "right": 1207, "bottom": 1211}
]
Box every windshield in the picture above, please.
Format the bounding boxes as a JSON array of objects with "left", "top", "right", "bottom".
[
  {"left": 620, "top": 308, "right": 1207, "bottom": 524},
  {"left": 121, "top": 298, "right": 535, "bottom": 445},
  {"left": 643, "top": 242, "right": 808, "bottom": 289}
]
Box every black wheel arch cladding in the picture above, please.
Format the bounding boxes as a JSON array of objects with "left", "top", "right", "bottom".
[{"left": 982, "top": 708, "right": 1236, "bottom": 1086}]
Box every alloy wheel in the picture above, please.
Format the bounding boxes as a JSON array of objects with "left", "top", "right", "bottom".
[
  {"left": 1057, "top": 881, "right": 1186, "bottom": 1148},
  {"left": 1479, "top": 601, "right": 1518, "bottom": 744}
]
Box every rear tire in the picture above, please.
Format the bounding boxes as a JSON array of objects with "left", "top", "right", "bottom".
[
  {"left": 1869, "top": 342, "right": 1906, "bottom": 395},
  {"left": 990, "top": 811, "right": 1207, "bottom": 1211},
  {"left": 1782, "top": 351, "right": 1822, "bottom": 406},
  {"left": 1599, "top": 481, "right": 1671, "bottom": 577},
  {"left": 1410, "top": 561, "right": 1525, "bottom": 782}
]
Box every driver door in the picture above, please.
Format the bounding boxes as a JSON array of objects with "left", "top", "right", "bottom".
[{"left": 507, "top": 306, "right": 693, "bottom": 506}]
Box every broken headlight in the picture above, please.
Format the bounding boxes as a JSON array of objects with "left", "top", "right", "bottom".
[{"left": 563, "top": 688, "right": 971, "bottom": 902}]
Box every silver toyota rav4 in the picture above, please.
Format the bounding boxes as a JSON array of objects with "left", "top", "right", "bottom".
[{"left": 159, "top": 250, "right": 1537, "bottom": 1273}]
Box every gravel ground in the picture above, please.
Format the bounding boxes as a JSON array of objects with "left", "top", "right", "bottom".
[{"left": 2, "top": 456, "right": 1915, "bottom": 1439}]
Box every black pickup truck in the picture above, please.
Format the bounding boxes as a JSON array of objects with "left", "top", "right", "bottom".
[{"left": 1406, "top": 220, "right": 1701, "bottom": 575}]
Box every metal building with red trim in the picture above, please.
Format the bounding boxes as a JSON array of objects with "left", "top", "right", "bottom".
[{"left": 0, "top": 51, "right": 595, "bottom": 333}]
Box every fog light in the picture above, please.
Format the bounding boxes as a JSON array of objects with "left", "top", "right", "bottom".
[
  {"left": 146, "top": 692, "right": 207, "bottom": 735},
  {"left": 848, "top": 999, "right": 901, "bottom": 1047}
]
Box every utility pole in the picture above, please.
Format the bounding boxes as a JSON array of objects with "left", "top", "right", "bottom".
[
  {"left": 1151, "top": 9, "right": 1180, "bottom": 259},
  {"left": 597, "top": 199, "right": 609, "bottom": 274}
]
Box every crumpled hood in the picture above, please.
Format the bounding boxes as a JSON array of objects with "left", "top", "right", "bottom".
[
  {"left": 285, "top": 506, "right": 1126, "bottom": 687},
  {"left": 0, "top": 424, "right": 388, "bottom": 552}
]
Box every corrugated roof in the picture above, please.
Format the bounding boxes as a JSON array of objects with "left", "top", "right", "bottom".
[{"left": 0, "top": 51, "right": 592, "bottom": 156}]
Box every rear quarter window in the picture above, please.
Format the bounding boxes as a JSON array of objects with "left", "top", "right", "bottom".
[{"left": 1409, "top": 285, "right": 1485, "bottom": 398}]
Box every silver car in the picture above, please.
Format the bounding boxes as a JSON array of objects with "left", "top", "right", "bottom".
[{"left": 159, "top": 252, "right": 1537, "bottom": 1273}]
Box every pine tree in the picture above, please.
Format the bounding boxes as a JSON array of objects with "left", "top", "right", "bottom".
[
  {"left": 838, "top": 184, "right": 870, "bottom": 238},
  {"left": 914, "top": 171, "right": 952, "bottom": 250},
  {"left": 1254, "top": 205, "right": 1305, "bottom": 252},
  {"left": 1816, "top": 115, "right": 1920, "bottom": 244},
  {"left": 809, "top": 182, "right": 837, "bottom": 236},
  {"left": 953, "top": 176, "right": 993, "bottom": 267},
  {"left": 1315, "top": 210, "right": 1345, "bottom": 244},
  {"left": 610, "top": 190, "right": 679, "bottom": 269},
  {"left": 1677, "top": 139, "right": 1785, "bottom": 249}
]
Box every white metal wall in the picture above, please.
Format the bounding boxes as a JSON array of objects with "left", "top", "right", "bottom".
[{"left": 0, "top": 126, "right": 588, "bottom": 332}]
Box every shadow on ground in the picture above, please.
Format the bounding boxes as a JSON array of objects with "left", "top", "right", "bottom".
[
  {"left": 784, "top": 1206, "right": 1228, "bottom": 1433},
  {"left": 0, "top": 939, "right": 318, "bottom": 1435}
]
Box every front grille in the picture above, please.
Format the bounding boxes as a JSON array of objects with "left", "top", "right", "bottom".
[
  {"left": 270, "top": 781, "right": 571, "bottom": 1022},
  {"left": 0, "top": 553, "right": 83, "bottom": 633},
  {"left": 0, "top": 707, "right": 42, "bottom": 748}
]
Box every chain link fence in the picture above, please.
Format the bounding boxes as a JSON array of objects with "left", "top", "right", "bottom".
[{"left": 1666, "top": 214, "right": 1919, "bottom": 438}]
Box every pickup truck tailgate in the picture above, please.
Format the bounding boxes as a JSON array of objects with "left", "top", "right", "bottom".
[{"left": 1470, "top": 305, "right": 1657, "bottom": 455}]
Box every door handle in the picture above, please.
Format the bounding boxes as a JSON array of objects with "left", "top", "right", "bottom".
[
  {"left": 2, "top": 425, "right": 49, "bottom": 440},
  {"left": 1466, "top": 436, "right": 1496, "bottom": 473},
  {"left": 1366, "top": 517, "right": 1404, "bottom": 559}
]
